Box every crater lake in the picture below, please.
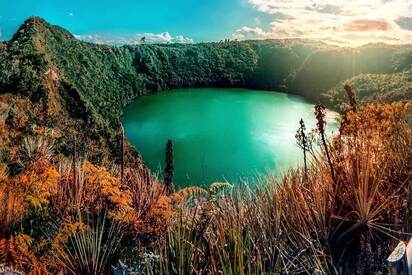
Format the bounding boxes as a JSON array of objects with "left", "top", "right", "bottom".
[{"left": 123, "top": 88, "right": 337, "bottom": 187}]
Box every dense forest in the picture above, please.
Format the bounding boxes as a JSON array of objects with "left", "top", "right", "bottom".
[
  {"left": 323, "top": 72, "right": 412, "bottom": 113},
  {"left": 1, "top": 17, "right": 411, "bottom": 161}
]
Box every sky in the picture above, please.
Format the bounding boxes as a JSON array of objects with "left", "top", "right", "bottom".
[{"left": 0, "top": 0, "right": 412, "bottom": 46}]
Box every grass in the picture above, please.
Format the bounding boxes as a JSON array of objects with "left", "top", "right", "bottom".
[
  {"left": 54, "top": 214, "right": 122, "bottom": 275},
  {"left": 0, "top": 97, "right": 411, "bottom": 274},
  {"left": 148, "top": 101, "right": 412, "bottom": 274}
]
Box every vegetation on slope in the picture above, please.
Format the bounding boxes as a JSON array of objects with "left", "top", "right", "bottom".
[
  {"left": 0, "top": 97, "right": 410, "bottom": 274},
  {"left": 291, "top": 44, "right": 412, "bottom": 102},
  {"left": 322, "top": 72, "right": 412, "bottom": 112},
  {"left": 0, "top": 17, "right": 411, "bottom": 165}
]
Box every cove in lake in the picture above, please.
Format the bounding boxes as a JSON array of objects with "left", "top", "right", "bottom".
[{"left": 123, "top": 88, "right": 337, "bottom": 188}]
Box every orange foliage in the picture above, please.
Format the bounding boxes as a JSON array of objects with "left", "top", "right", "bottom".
[
  {"left": 14, "top": 234, "right": 50, "bottom": 274},
  {"left": 340, "top": 102, "right": 410, "bottom": 138},
  {"left": 18, "top": 160, "right": 59, "bottom": 209},
  {"left": 82, "top": 161, "right": 132, "bottom": 211},
  {"left": 50, "top": 219, "right": 86, "bottom": 269},
  {"left": 0, "top": 98, "right": 409, "bottom": 273},
  {"left": 147, "top": 195, "right": 173, "bottom": 232},
  {"left": 0, "top": 183, "right": 27, "bottom": 237},
  {"left": 0, "top": 237, "right": 18, "bottom": 266},
  {"left": 110, "top": 168, "right": 174, "bottom": 238},
  {"left": 0, "top": 120, "right": 7, "bottom": 137},
  {"left": 123, "top": 195, "right": 173, "bottom": 235},
  {"left": 0, "top": 234, "right": 51, "bottom": 273}
]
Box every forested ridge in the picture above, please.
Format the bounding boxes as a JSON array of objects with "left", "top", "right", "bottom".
[
  {"left": 0, "top": 16, "right": 411, "bottom": 160},
  {"left": 0, "top": 17, "right": 412, "bottom": 274}
]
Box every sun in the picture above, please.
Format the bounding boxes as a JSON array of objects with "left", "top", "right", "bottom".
[{"left": 234, "top": 0, "right": 412, "bottom": 46}]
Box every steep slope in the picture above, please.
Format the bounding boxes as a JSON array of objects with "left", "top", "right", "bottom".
[
  {"left": 0, "top": 17, "right": 119, "bottom": 165},
  {"left": 0, "top": 17, "right": 264, "bottom": 164},
  {"left": 291, "top": 44, "right": 412, "bottom": 102},
  {"left": 30, "top": 19, "right": 261, "bottom": 126},
  {"left": 322, "top": 72, "right": 412, "bottom": 112},
  {"left": 1, "top": 17, "right": 411, "bottom": 165},
  {"left": 244, "top": 39, "right": 329, "bottom": 90}
]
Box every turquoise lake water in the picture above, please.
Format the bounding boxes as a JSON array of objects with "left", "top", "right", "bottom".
[{"left": 123, "top": 88, "right": 337, "bottom": 187}]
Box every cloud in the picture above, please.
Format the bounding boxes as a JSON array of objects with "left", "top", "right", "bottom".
[
  {"left": 174, "top": 35, "right": 194, "bottom": 44},
  {"left": 345, "top": 19, "right": 390, "bottom": 32},
  {"left": 232, "top": 27, "right": 271, "bottom": 40},
  {"left": 235, "top": 0, "right": 412, "bottom": 46},
  {"left": 395, "top": 17, "right": 412, "bottom": 30},
  {"left": 75, "top": 32, "right": 193, "bottom": 45},
  {"left": 306, "top": 4, "right": 343, "bottom": 15}
]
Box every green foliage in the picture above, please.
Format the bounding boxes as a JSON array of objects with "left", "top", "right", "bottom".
[
  {"left": 159, "top": 212, "right": 204, "bottom": 274},
  {"left": 322, "top": 72, "right": 412, "bottom": 112},
  {"left": 291, "top": 44, "right": 412, "bottom": 102},
  {"left": 1, "top": 17, "right": 412, "bottom": 161}
]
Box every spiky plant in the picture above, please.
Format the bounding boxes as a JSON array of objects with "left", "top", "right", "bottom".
[
  {"left": 159, "top": 208, "right": 205, "bottom": 274},
  {"left": 19, "top": 136, "right": 54, "bottom": 170},
  {"left": 126, "top": 167, "right": 163, "bottom": 221},
  {"left": 55, "top": 216, "right": 122, "bottom": 275}
]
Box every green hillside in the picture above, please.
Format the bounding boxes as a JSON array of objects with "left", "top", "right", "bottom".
[
  {"left": 1, "top": 17, "right": 411, "bottom": 161},
  {"left": 323, "top": 73, "right": 412, "bottom": 112}
]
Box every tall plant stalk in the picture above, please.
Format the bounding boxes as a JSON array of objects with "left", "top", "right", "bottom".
[
  {"left": 73, "top": 136, "right": 77, "bottom": 186},
  {"left": 164, "top": 139, "right": 174, "bottom": 195},
  {"left": 296, "top": 118, "right": 308, "bottom": 179},
  {"left": 315, "top": 103, "right": 336, "bottom": 184},
  {"left": 344, "top": 84, "right": 357, "bottom": 112},
  {"left": 120, "top": 125, "right": 125, "bottom": 188}
]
